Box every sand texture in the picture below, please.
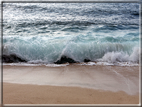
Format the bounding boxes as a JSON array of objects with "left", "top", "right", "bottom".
[
  {"left": 3, "top": 64, "right": 140, "bottom": 104},
  {"left": 3, "top": 82, "right": 139, "bottom": 104}
]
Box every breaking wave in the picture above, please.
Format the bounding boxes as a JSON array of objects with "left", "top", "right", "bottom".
[{"left": 2, "top": 3, "right": 140, "bottom": 66}]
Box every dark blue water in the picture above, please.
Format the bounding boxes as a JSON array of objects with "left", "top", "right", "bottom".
[{"left": 2, "top": 3, "right": 140, "bottom": 65}]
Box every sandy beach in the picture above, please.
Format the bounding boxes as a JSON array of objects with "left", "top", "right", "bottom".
[
  {"left": 3, "top": 82, "right": 139, "bottom": 104},
  {"left": 2, "top": 2, "right": 140, "bottom": 105},
  {"left": 3, "top": 64, "right": 140, "bottom": 104}
]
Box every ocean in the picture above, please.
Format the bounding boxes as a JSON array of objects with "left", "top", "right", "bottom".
[
  {"left": 2, "top": 3, "right": 140, "bottom": 66},
  {"left": 2, "top": 3, "right": 140, "bottom": 96}
]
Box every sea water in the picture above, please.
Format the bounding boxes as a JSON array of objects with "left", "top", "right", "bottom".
[{"left": 2, "top": 3, "right": 140, "bottom": 66}]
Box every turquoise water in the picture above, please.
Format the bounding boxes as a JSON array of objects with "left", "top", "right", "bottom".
[{"left": 2, "top": 3, "right": 140, "bottom": 65}]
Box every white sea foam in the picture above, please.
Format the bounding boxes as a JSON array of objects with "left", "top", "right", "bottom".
[
  {"left": 129, "top": 47, "right": 140, "bottom": 62},
  {"left": 2, "top": 47, "right": 140, "bottom": 67},
  {"left": 3, "top": 62, "right": 69, "bottom": 67},
  {"left": 99, "top": 47, "right": 140, "bottom": 64},
  {"left": 100, "top": 51, "right": 129, "bottom": 63},
  {"left": 3, "top": 63, "right": 40, "bottom": 66},
  {"left": 2, "top": 3, "right": 140, "bottom": 66}
]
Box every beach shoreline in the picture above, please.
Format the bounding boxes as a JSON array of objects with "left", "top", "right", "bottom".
[
  {"left": 3, "top": 64, "right": 140, "bottom": 104},
  {"left": 2, "top": 2, "right": 140, "bottom": 105}
]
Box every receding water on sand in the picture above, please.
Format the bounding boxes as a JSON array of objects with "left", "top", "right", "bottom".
[
  {"left": 2, "top": 3, "right": 140, "bottom": 98},
  {"left": 3, "top": 64, "right": 139, "bottom": 95}
]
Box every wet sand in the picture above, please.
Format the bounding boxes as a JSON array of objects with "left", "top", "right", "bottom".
[
  {"left": 3, "top": 82, "right": 139, "bottom": 104},
  {"left": 3, "top": 64, "right": 140, "bottom": 104}
]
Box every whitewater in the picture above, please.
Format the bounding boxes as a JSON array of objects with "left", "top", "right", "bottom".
[{"left": 2, "top": 3, "right": 140, "bottom": 66}]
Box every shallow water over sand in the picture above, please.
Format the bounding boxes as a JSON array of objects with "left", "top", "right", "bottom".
[{"left": 3, "top": 65, "right": 139, "bottom": 95}]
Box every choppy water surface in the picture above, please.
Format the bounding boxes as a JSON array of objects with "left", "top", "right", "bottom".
[{"left": 2, "top": 3, "right": 140, "bottom": 66}]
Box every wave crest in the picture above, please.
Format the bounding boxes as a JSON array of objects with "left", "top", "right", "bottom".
[{"left": 99, "top": 47, "right": 140, "bottom": 63}]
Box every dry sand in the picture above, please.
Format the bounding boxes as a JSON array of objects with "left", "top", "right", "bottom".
[{"left": 3, "top": 64, "right": 140, "bottom": 104}]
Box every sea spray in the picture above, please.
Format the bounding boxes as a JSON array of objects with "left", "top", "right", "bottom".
[
  {"left": 2, "top": 3, "right": 140, "bottom": 65},
  {"left": 3, "top": 35, "right": 140, "bottom": 64},
  {"left": 99, "top": 47, "right": 140, "bottom": 63}
]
